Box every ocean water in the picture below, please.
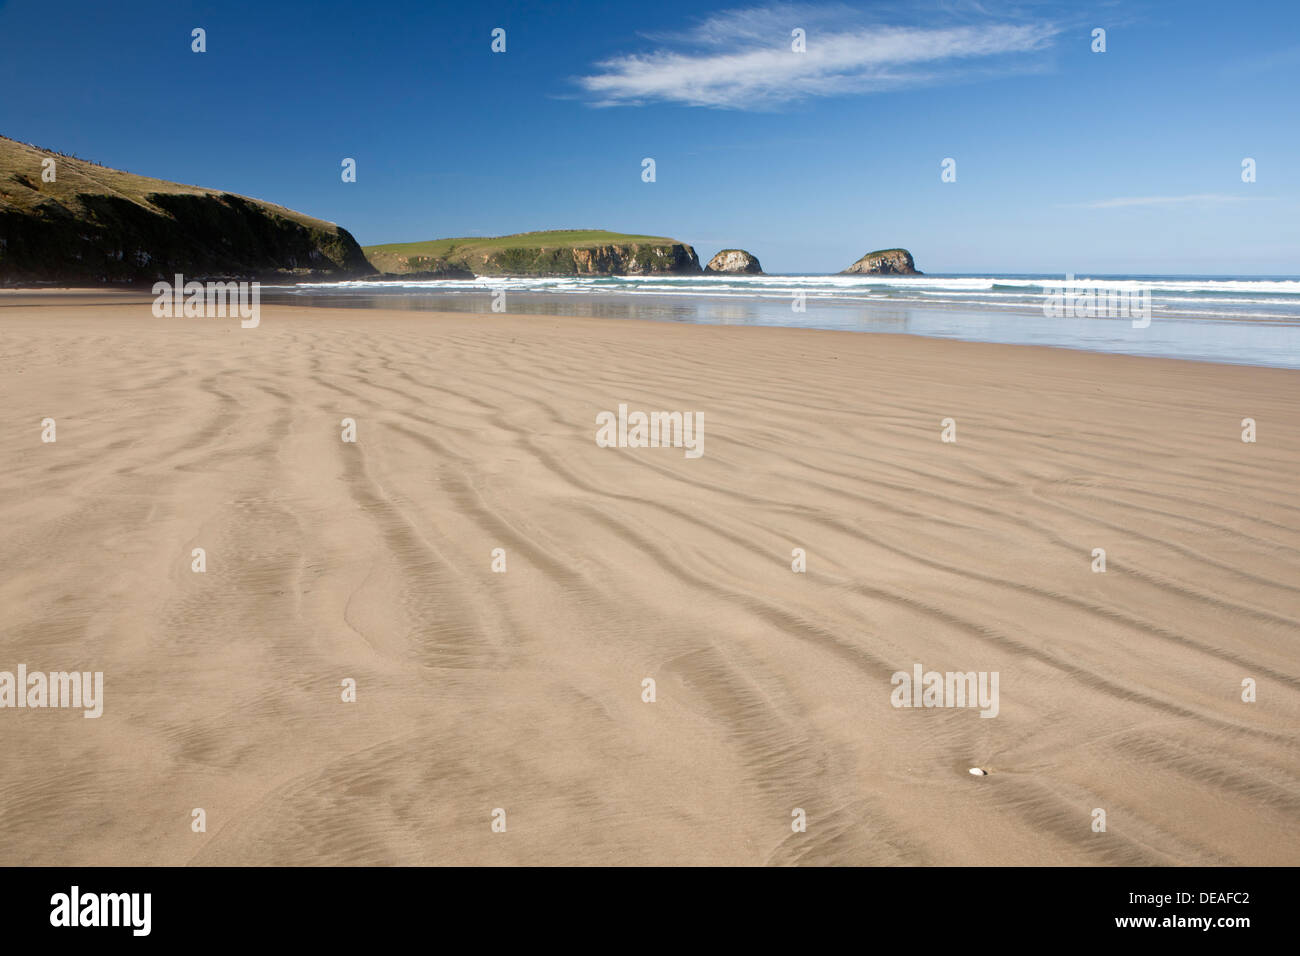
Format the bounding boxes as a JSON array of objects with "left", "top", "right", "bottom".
[{"left": 263, "top": 274, "right": 1300, "bottom": 369}]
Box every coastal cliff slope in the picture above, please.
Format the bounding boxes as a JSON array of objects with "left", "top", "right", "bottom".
[{"left": 0, "top": 135, "right": 374, "bottom": 284}]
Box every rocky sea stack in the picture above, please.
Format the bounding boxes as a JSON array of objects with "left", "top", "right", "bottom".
[
  {"left": 841, "top": 248, "right": 921, "bottom": 275},
  {"left": 704, "top": 249, "right": 763, "bottom": 274}
]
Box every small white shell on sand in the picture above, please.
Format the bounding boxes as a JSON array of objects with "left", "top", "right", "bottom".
[{"left": 969, "top": 767, "right": 987, "bottom": 776}]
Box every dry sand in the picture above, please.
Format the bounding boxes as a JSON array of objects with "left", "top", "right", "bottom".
[{"left": 1, "top": 295, "right": 1297, "bottom": 866}]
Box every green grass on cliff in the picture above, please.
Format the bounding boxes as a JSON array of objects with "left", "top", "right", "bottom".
[
  {"left": 364, "top": 230, "right": 680, "bottom": 259},
  {"left": 363, "top": 230, "right": 690, "bottom": 275},
  {"left": 0, "top": 135, "right": 336, "bottom": 230},
  {"left": 1, "top": 134, "right": 370, "bottom": 282}
]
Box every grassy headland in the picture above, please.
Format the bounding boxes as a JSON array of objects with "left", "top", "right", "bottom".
[
  {"left": 363, "top": 229, "right": 701, "bottom": 276},
  {"left": 0, "top": 135, "right": 373, "bottom": 284}
]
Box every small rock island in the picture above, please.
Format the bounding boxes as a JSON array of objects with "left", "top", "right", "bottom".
[
  {"left": 840, "top": 248, "right": 921, "bottom": 275},
  {"left": 704, "top": 249, "right": 763, "bottom": 274}
]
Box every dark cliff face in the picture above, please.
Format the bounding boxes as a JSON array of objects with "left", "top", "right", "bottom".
[
  {"left": 0, "top": 136, "right": 375, "bottom": 285},
  {"left": 0, "top": 193, "right": 375, "bottom": 284},
  {"left": 841, "top": 248, "right": 921, "bottom": 275}
]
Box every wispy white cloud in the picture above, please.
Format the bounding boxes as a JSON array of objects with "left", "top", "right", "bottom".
[
  {"left": 576, "top": 3, "right": 1061, "bottom": 109},
  {"left": 1072, "top": 194, "right": 1261, "bottom": 209}
]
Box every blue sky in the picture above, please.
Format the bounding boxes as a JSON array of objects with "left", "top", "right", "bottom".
[{"left": 1, "top": 0, "right": 1296, "bottom": 274}]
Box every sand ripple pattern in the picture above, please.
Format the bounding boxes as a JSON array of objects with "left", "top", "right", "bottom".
[{"left": 0, "top": 300, "right": 1297, "bottom": 865}]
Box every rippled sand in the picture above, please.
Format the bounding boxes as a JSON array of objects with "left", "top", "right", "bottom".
[{"left": 1, "top": 294, "right": 1297, "bottom": 865}]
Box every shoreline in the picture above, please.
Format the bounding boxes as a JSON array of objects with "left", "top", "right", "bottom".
[{"left": 6, "top": 288, "right": 1298, "bottom": 372}]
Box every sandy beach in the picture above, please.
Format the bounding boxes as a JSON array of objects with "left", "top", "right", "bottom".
[{"left": 1, "top": 295, "right": 1297, "bottom": 866}]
